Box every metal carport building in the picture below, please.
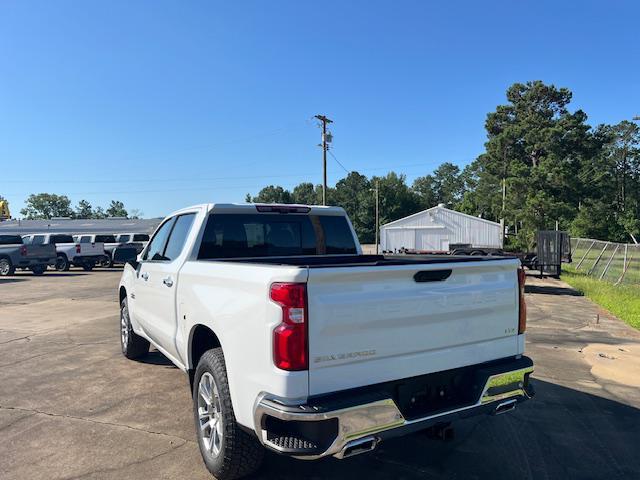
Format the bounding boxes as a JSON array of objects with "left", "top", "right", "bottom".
[{"left": 380, "top": 204, "right": 503, "bottom": 253}]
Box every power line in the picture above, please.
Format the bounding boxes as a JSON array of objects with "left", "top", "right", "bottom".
[
  {"left": 328, "top": 150, "right": 350, "bottom": 175},
  {"left": 2, "top": 161, "right": 445, "bottom": 184}
]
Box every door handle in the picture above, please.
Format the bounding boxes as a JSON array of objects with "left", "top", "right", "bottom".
[
  {"left": 162, "top": 276, "right": 174, "bottom": 287},
  {"left": 141, "top": 272, "right": 149, "bottom": 281}
]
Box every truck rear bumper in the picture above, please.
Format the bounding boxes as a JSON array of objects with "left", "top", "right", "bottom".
[
  {"left": 18, "top": 258, "right": 56, "bottom": 267},
  {"left": 253, "top": 356, "right": 533, "bottom": 459}
]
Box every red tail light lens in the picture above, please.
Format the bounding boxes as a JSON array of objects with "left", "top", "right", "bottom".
[
  {"left": 270, "top": 283, "right": 308, "bottom": 371},
  {"left": 20, "top": 245, "right": 27, "bottom": 256},
  {"left": 76, "top": 244, "right": 81, "bottom": 254},
  {"left": 517, "top": 267, "right": 527, "bottom": 334}
]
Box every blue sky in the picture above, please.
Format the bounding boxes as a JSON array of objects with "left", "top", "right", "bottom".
[{"left": 1, "top": 0, "right": 639, "bottom": 218}]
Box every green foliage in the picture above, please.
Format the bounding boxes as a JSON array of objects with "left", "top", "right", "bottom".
[
  {"left": 246, "top": 81, "right": 639, "bottom": 247},
  {"left": 75, "top": 200, "right": 94, "bottom": 219},
  {"left": 563, "top": 268, "right": 640, "bottom": 330},
  {"left": 21, "top": 193, "right": 74, "bottom": 219},
  {"left": 106, "top": 200, "right": 128, "bottom": 218},
  {"left": 21, "top": 195, "right": 135, "bottom": 219}
]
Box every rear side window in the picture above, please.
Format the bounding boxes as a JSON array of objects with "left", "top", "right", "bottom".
[
  {"left": 32, "top": 235, "right": 46, "bottom": 245},
  {"left": 0, "top": 235, "right": 22, "bottom": 245},
  {"left": 118, "top": 234, "right": 131, "bottom": 242},
  {"left": 80, "top": 236, "right": 92, "bottom": 243},
  {"left": 95, "top": 235, "right": 116, "bottom": 243},
  {"left": 198, "top": 214, "right": 356, "bottom": 259},
  {"left": 163, "top": 214, "right": 196, "bottom": 261},
  {"left": 133, "top": 234, "right": 149, "bottom": 241},
  {"left": 318, "top": 216, "right": 358, "bottom": 254},
  {"left": 51, "top": 235, "right": 74, "bottom": 244}
]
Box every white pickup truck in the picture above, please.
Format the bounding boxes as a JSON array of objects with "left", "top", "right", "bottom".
[
  {"left": 22, "top": 233, "right": 105, "bottom": 271},
  {"left": 118, "top": 203, "right": 533, "bottom": 480}
]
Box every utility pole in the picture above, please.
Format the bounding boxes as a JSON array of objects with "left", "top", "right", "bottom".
[
  {"left": 370, "top": 181, "right": 380, "bottom": 254},
  {"left": 315, "top": 115, "right": 333, "bottom": 205}
]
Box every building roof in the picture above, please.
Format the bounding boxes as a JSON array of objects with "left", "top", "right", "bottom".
[
  {"left": 0, "top": 218, "right": 163, "bottom": 235},
  {"left": 381, "top": 205, "right": 501, "bottom": 228}
]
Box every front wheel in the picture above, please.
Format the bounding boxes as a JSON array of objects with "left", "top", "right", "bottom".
[
  {"left": 120, "top": 298, "right": 149, "bottom": 359},
  {"left": 193, "top": 348, "right": 264, "bottom": 480}
]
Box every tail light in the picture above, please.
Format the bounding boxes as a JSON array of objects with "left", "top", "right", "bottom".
[
  {"left": 20, "top": 245, "right": 27, "bottom": 256},
  {"left": 270, "top": 283, "right": 308, "bottom": 371},
  {"left": 76, "top": 244, "right": 81, "bottom": 254},
  {"left": 517, "top": 267, "right": 527, "bottom": 334}
]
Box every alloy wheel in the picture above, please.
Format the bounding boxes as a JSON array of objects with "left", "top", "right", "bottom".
[{"left": 197, "top": 372, "right": 223, "bottom": 457}]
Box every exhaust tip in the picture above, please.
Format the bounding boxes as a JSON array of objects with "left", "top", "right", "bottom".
[
  {"left": 336, "top": 436, "right": 379, "bottom": 459},
  {"left": 494, "top": 399, "right": 517, "bottom": 415}
]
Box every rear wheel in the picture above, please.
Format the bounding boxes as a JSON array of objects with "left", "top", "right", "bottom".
[
  {"left": 105, "top": 254, "right": 114, "bottom": 268},
  {"left": 120, "top": 298, "right": 149, "bottom": 359},
  {"left": 193, "top": 348, "right": 264, "bottom": 480},
  {"left": 0, "top": 258, "right": 15, "bottom": 276},
  {"left": 30, "top": 265, "right": 46, "bottom": 275},
  {"left": 55, "top": 254, "right": 70, "bottom": 272}
]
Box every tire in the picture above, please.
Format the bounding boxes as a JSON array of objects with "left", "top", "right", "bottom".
[
  {"left": 55, "top": 254, "right": 70, "bottom": 272},
  {"left": 82, "top": 264, "right": 94, "bottom": 271},
  {"left": 193, "top": 348, "right": 264, "bottom": 480},
  {"left": 30, "top": 265, "right": 46, "bottom": 275},
  {"left": 105, "top": 254, "right": 114, "bottom": 268},
  {"left": 120, "top": 298, "right": 149, "bottom": 359},
  {"left": 0, "top": 257, "right": 15, "bottom": 276}
]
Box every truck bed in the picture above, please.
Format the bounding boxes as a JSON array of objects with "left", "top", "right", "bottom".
[{"left": 208, "top": 254, "right": 516, "bottom": 268}]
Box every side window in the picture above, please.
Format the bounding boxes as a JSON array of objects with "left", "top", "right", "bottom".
[
  {"left": 22, "top": 236, "right": 32, "bottom": 245},
  {"left": 81, "top": 236, "right": 91, "bottom": 243},
  {"left": 143, "top": 218, "right": 176, "bottom": 261},
  {"left": 163, "top": 214, "right": 196, "bottom": 261},
  {"left": 32, "top": 235, "right": 46, "bottom": 245}
]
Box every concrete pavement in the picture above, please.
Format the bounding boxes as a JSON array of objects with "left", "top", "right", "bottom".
[{"left": 1, "top": 270, "right": 639, "bottom": 479}]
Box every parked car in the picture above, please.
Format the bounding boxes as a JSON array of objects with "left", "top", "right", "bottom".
[
  {"left": 118, "top": 203, "right": 533, "bottom": 480},
  {"left": 74, "top": 234, "right": 142, "bottom": 267},
  {"left": 0, "top": 234, "right": 56, "bottom": 276},
  {"left": 22, "top": 233, "right": 104, "bottom": 271}
]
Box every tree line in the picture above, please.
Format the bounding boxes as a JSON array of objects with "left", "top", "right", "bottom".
[
  {"left": 19, "top": 194, "right": 140, "bottom": 220},
  {"left": 248, "top": 81, "right": 640, "bottom": 249}
]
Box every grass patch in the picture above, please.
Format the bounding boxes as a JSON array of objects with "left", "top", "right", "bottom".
[{"left": 561, "top": 267, "right": 640, "bottom": 330}]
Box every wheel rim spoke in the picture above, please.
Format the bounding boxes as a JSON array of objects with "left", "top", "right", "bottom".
[{"left": 197, "top": 372, "right": 223, "bottom": 457}]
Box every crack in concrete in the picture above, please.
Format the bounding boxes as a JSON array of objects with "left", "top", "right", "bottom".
[
  {"left": 0, "top": 341, "right": 115, "bottom": 368},
  {"left": 0, "top": 405, "right": 194, "bottom": 444},
  {"left": 0, "top": 335, "right": 33, "bottom": 345}
]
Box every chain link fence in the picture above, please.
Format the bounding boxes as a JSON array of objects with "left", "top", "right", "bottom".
[{"left": 571, "top": 238, "right": 640, "bottom": 285}]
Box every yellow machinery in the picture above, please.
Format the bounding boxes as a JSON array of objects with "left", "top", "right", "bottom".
[{"left": 0, "top": 200, "right": 10, "bottom": 220}]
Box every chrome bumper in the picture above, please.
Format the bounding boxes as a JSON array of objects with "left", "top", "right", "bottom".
[{"left": 253, "top": 364, "right": 533, "bottom": 459}]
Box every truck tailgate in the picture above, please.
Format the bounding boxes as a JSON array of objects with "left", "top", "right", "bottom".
[
  {"left": 306, "top": 259, "right": 521, "bottom": 395},
  {"left": 79, "top": 242, "right": 104, "bottom": 255},
  {"left": 24, "top": 244, "right": 56, "bottom": 259}
]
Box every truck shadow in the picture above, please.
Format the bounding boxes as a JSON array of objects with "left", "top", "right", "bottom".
[
  {"left": 525, "top": 284, "right": 583, "bottom": 296},
  {"left": 255, "top": 379, "right": 640, "bottom": 479},
  {"left": 139, "top": 350, "right": 178, "bottom": 368}
]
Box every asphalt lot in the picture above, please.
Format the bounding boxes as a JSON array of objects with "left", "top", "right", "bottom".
[{"left": 1, "top": 269, "right": 640, "bottom": 479}]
